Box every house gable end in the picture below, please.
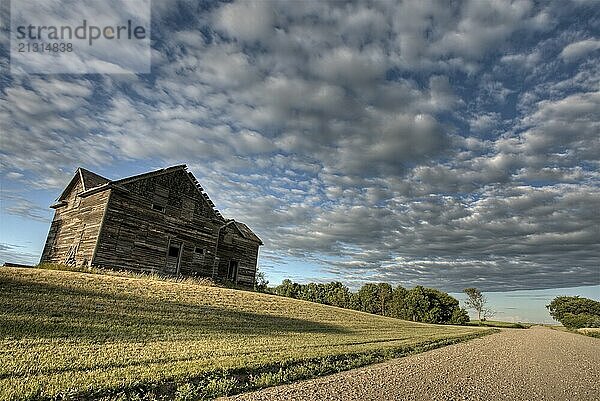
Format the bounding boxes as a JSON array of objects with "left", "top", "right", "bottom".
[
  {"left": 221, "top": 220, "right": 246, "bottom": 238},
  {"left": 221, "top": 220, "right": 262, "bottom": 244},
  {"left": 56, "top": 171, "right": 84, "bottom": 203},
  {"left": 234, "top": 221, "right": 263, "bottom": 244},
  {"left": 42, "top": 172, "right": 111, "bottom": 266},
  {"left": 80, "top": 168, "right": 110, "bottom": 190},
  {"left": 116, "top": 167, "right": 224, "bottom": 221},
  {"left": 51, "top": 169, "right": 106, "bottom": 210}
]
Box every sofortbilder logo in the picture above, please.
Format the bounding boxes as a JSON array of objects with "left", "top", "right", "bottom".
[{"left": 11, "top": 0, "right": 151, "bottom": 74}]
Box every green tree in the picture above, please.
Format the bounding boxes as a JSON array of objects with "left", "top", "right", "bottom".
[
  {"left": 349, "top": 292, "right": 361, "bottom": 311},
  {"left": 449, "top": 307, "right": 470, "bottom": 325},
  {"left": 546, "top": 296, "right": 600, "bottom": 328},
  {"left": 377, "top": 283, "right": 393, "bottom": 316},
  {"left": 421, "top": 288, "right": 461, "bottom": 324},
  {"left": 253, "top": 267, "right": 269, "bottom": 293},
  {"left": 299, "top": 282, "right": 323, "bottom": 303},
  {"left": 560, "top": 313, "right": 600, "bottom": 329},
  {"left": 274, "top": 279, "right": 300, "bottom": 298},
  {"left": 356, "top": 283, "right": 380, "bottom": 314},
  {"left": 272, "top": 279, "right": 468, "bottom": 325},
  {"left": 463, "top": 287, "right": 492, "bottom": 321},
  {"left": 323, "top": 282, "right": 351, "bottom": 308},
  {"left": 389, "top": 286, "right": 408, "bottom": 319},
  {"left": 404, "top": 286, "right": 430, "bottom": 322}
]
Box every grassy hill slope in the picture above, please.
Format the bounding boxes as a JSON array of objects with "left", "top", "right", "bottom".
[{"left": 0, "top": 268, "right": 491, "bottom": 400}]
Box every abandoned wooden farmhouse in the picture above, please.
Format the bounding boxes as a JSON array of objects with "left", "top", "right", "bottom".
[{"left": 40, "top": 165, "right": 262, "bottom": 287}]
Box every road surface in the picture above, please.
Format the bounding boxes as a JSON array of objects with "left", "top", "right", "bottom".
[{"left": 224, "top": 326, "right": 599, "bottom": 400}]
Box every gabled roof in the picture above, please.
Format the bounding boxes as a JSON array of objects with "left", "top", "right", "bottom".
[
  {"left": 221, "top": 219, "right": 263, "bottom": 245},
  {"left": 235, "top": 221, "right": 263, "bottom": 245},
  {"left": 53, "top": 165, "right": 263, "bottom": 245},
  {"left": 114, "top": 165, "right": 224, "bottom": 220},
  {"left": 57, "top": 167, "right": 110, "bottom": 201},
  {"left": 80, "top": 168, "right": 110, "bottom": 190},
  {"left": 111, "top": 165, "right": 187, "bottom": 186},
  {"left": 55, "top": 165, "right": 230, "bottom": 222}
]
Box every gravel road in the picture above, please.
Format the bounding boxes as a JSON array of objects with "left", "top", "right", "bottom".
[{"left": 223, "top": 326, "right": 599, "bottom": 400}]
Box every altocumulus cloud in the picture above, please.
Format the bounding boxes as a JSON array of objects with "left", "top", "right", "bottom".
[{"left": 1, "top": 0, "right": 599, "bottom": 292}]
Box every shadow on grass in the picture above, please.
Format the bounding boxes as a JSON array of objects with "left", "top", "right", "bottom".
[{"left": 0, "top": 276, "right": 349, "bottom": 342}]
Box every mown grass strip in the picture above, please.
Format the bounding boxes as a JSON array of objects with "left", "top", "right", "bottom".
[{"left": 72, "top": 330, "right": 494, "bottom": 401}]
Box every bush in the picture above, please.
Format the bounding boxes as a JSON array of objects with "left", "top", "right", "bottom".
[
  {"left": 560, "top": 313, "right": 600, "bottom": 329},
  {"left": 546, "top": 296, "right": 600, "bottom": 329},
  {"left": 449, "top": 308, "right": 470, "bottom": 325},
  {"left": 254, "top": 269, "right": 269, "bottom": 292}
]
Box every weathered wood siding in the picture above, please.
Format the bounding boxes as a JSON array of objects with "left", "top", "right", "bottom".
[
  {"left": 93, "top": 169, "right": 223, "bottom": 278},
  {"left": 40, "top": 179, "right": 110, "bottom": 266},
  {"left": 216, "top": 227, "right": 260, "bottom": 287},
  {"left": 42, "top": 166, "right": 261, "bottom": 288}
]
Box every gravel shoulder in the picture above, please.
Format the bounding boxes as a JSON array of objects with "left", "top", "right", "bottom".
[{"left": 223, "top": 326, "right": 600, "bottom": 401}]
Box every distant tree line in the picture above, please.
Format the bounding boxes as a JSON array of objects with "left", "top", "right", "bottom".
[
  {"left": 546, "top": 296, "right": 600, "bottom": 329},
  {"left": 272, "top": 279, "right": 469, "bottom": 325}
]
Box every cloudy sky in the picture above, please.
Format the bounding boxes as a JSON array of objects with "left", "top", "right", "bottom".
[{"left": 1, "top": 1, "right": 599, "bottom": 311}]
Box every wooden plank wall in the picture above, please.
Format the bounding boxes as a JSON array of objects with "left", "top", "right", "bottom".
[
  {"left": 40, "top": 179, "right": 110, "bottom": 266},
  {"left": 92, "top": 170, "right": 260, "bottom": 283},
  {"left": 216, "top": 228, "right": 260, "bottom": 287}
]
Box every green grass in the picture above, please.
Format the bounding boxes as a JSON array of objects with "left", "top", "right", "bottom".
[
  {"left": 36, "top": 262, "right": 218, "bottom": 286},
  {"left": 0, "top": 267, "right": 493, "bottom": 400},
  {"left": 465, "top": 320, "right": 532, "bottom": 329}
]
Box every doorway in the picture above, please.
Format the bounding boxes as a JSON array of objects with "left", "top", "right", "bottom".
[
  {"left": 166, "top": 240, "right": 182, "bottom": 275},
  {"left": 228, "top": 260, "right": 238, "bottom": 283}
]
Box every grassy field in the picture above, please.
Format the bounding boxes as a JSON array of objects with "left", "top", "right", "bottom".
[
  {"left": 1, "top": 268, "right": 492, "bottom": 400},
  {"left": 466, "top": 320, "right": 532, "bottom": 329}
]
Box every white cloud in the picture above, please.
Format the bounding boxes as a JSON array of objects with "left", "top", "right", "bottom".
[
  {"left": 214, "top": 1, "right": 275, "bottom": 42},
  {"left": 432, "top": 0, "right": 534, "bottom": 58},
  {"left": 0, "top": 243, "right": 40, "bottom": 265},
  {"left": 500, "top": 51, "right": 541, "bottom": 68},
  {"left": 520, "top": 91, "right": 600, "bottom": 161},
  {"left": 311, "top": 46, "right": 387, "bottom": 84},
  {"left": 469, "top": 112, "right": 501, "bottom": 133},
  {"left": 560, "top": 38, "right": 600, "bottom": 61}
]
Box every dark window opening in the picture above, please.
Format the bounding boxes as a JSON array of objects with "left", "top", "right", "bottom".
[
  {"left": 152, "top": 204, "right": 165, "bottom": 212},
  {"left": 194, "top": 247, "right": 204, "bottom": 254},
  {"left": 168, "top": 245, "right": 180, "bottom": 258},
  {"left": 228, "top": 260, "right": 238, "bottom": 282}
]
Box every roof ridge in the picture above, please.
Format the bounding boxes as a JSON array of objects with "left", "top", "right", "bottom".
[{"left": 111, "top": 164, "right": 187, "bottom": 185}]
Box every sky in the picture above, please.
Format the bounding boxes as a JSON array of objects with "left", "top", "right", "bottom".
[{"left": 0, "top": 0, "right": 599, "bottom": 323}]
